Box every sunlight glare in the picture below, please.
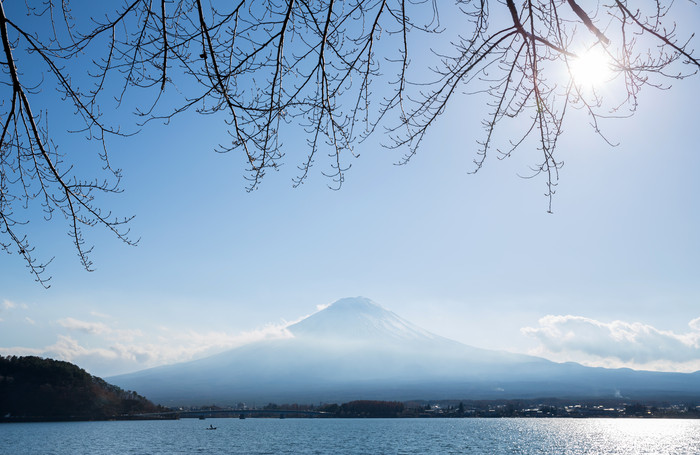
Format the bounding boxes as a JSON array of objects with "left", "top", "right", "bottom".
[{"left": 570, "top": 48, "right": 612, "bottom": 88}]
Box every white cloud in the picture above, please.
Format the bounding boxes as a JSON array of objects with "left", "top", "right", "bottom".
[
  {"left": 0, "top": 335, "right": 112, "bottom": 361},
  {"left": 0, "top": 322, "right": 293, "bottom": 377},
  {"left": 154, "top": 323, "right": 293, "bottom": 363},
  {"left": 57, "top": 317, "right": 112, "bottom": 335},
  {"left": 55, "top": 317, "right": 143, "bottom": 344},
  {"left": 111, "top": 329, "right": 143, "bottom": 343},
  {"left": 690, "top": 317, "right": 700, "bottom": 331},
  {"left": 48, "top": 335, "right": 119, "bottom": 361},
  {"left": 0, "top": 300, "right": 29, "bottom": 323},
  {"left": 522, "top": 315, "right": 700, "bottom": 372},
  {"left": 1, "top": 300, "right": 28, "bottom": 311},
  {"left": 24, "top": 317, "right": 35, "bottom": 325},
  {"left": 0, "top": 336, "right": 148, "bottom": 376}
]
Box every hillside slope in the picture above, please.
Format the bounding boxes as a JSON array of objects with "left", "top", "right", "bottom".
[{"left": 0, "top": 356, "right": 164, "bottom": 421}]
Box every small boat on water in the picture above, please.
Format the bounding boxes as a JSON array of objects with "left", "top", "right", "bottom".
[
  {"left": 239, "top": 414, "right": 246, "bottom": 419},
  {"left": 206, "top": 424, "right": 217, "bottom": 430}
]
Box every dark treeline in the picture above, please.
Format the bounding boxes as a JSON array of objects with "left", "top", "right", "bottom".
[
  {"left": 260, "top": 400, "right": 404, "bottom": 418},
  {"left": 405, "top": 398, "right": 700, "bottom": 418},
  {"left": 253, "top": 398, "right": 700, "bottom": 419},
  {"left": 0, "top": 356, "right": 165, "bottom": 422},
  {"left": 319, "top": 400, "right": 405, "bottom": 418},
  {"left": 3, "top": 355, "right": 699, "bottom": 421}
]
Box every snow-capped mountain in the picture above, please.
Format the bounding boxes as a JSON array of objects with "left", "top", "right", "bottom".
[
  {"left": 108, "top": 297, "right": 700, "bottom": 406},
  {"left": 287, "top": 297, "right": 440, "bottom": 342}
]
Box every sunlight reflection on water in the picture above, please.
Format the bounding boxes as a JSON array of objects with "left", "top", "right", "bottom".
[{"left": 1, "top": 418, "right": 698, "bottom": 454}]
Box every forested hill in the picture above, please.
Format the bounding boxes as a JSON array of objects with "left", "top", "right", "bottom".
[{"left": 0, "top": 356, "right": 165, "bottom": 421}]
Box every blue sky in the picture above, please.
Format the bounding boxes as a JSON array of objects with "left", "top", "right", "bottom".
[{"left": 1, "top": 2, "right": 699, "bottom": 377}]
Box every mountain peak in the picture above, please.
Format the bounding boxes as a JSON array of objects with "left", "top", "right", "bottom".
[
  {"left": 322, "top": 296, "right": 384, "bottom": 314},
  {"left": 107, "top": 297, "right": 700, "bottom": 406},
  {"left": 287, "top": 297, "right": 438, "bottom": 343}
]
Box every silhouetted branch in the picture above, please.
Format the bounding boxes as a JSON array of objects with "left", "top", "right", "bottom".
[{"left": 1, "top": 0, "right": 698, "bottom": 283}]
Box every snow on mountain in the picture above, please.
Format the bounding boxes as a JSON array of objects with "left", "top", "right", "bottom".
[
  {"left": 288, "top": 297, "right": 441, "bottom": 343},
  {"left": 108, "top": 297, "right": 700, "bottom": 406}
]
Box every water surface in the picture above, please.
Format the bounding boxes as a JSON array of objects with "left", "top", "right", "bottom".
[{"left": 1, "top": 418, "right": 698, "bottom": 454}]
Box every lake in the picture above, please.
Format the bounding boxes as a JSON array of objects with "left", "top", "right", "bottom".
[{"left": 1, "top": 418, "right": 699, "bottom": 454}]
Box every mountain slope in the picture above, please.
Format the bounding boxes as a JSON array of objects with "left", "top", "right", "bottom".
[{"left": 108, "top": 297, "right": 700, "bottom": 405}]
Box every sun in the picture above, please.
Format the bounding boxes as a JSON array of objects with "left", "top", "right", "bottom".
[{"left": 569, "top": 48, "right": 612, "bottom": 88}]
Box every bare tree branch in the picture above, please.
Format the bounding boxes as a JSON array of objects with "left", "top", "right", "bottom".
[{"left": 1, "top": 0, "right": 698, "bottom": 284}]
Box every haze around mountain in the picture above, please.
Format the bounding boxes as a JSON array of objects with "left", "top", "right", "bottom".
[{"left": 108, "top": 297, "right": 700, "bottom": 406}]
